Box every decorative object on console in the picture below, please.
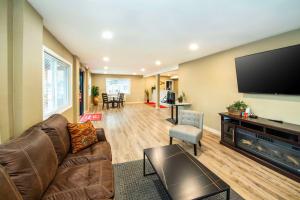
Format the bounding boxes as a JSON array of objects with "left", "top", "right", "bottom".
[
  {"left": 91, "top": 86, "right": 100, "bottom": 106},
  {"left": 226, "top": 100, "right": 248, "bottom": 116},
  {"left": 249, "top": 113, "right": 258, "bottom": 119}
]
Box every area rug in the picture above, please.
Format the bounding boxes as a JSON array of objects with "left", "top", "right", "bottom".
[
  {"left": 145, "top": 102, "right": 168, "bottom": 108},
  {"left": 80, "top": 113, "right": 102, "bottom": 122},
  {"left": 113, "top": 159, "right": 244, "bottom": 200}
]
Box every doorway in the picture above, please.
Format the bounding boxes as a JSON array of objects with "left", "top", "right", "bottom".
[{"left": 79, "top": 70, "right": 84, "bottom": 116}]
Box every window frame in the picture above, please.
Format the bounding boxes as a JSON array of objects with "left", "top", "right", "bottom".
[
  {"left": 105, "top": 78, "right": 131, "bottom": 95},
  {"left": 42, "top": 46, "right": 73, "bottom": 119}
]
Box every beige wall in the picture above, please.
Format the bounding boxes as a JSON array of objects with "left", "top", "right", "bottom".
[
  {"left": 43, "top": 28, "right": 79, "bottom": 122},
  {"left": 144, "top": 76, "right": 172, "bottom": 96},
  {"left": 0, "top": 0, "right": 13, "bottom": 143},
  {"left": 179, "top": 29, "right": 300, "bottom": 133},
  {"left": 173, "top": 79, "right": 179, "bottom": 95},
  {"left": 91, "top": 74, "right": 145, "bottom": 103},
  {"left": 83, "top": 68, "right": 92, "bottom": 112},
  {"left": 0, "top": 0, "right": 44, "bottom": 141},
  {"left": 0, "top": 0, "right": 84, "bottom": 143}
]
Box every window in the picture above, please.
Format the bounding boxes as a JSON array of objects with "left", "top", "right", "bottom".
[
  {"left": 43, "top": 47, "right": 72, "bottom": 119},
  {"left": 106, "top": 78, "right": 131, "bottom": 94}
]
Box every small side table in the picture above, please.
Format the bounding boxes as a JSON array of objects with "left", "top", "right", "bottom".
[{"left": 166, "top": 102, "right": 191, "bottom": 124}]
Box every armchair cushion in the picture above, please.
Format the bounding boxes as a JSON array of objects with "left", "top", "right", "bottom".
[
  {"left": 169, "top": 125, "right": 202, "bottom": 144},
  {"left": 179, "top": 110, "right": 204, "bottom": 129}
]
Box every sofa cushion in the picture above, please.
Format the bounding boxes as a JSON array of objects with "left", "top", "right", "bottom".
[
  {"left": 67, "top": 121, "right": 98, "bottom": 153},
  {"left": 40, "top": 114, "right": 70, "bottom": 164},
  {"left": 42, "top": 160, "right": 114, "bottom": 200},
  {"left": 0, "top": 128, "right": 58, "bottom": 200},
  {"left": 0, "top": 164, "right": 23, "bottom": 200},
  {"left": 60, "top": 141, "right": 112, "bottom": 168}
]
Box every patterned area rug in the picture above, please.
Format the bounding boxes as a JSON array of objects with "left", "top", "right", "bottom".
[
  {"left": 145, "top": 102, "right": 168, "bottom": 108},
  {"left": 80, "top": 113, "right": 102, "bottom": 122},
  {"left": 113, "top": 159, "right": 244, "bottom": 200}
]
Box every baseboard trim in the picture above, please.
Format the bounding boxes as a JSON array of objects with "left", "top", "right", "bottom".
[
  {"left": 203, "top": 125, "right": 221, "bottom": 136},
  {"left": 125, "top": 101, "right": 144, "bottom": 104}
]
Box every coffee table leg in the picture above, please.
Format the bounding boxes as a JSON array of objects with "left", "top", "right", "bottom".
[
  {"left": 143, "top": 151, "right": 146, "bottom": 176},
  {"left": 226, "top": 188, "right": 230, "bottom": 200},
  {"left": 143, "top": 152, "right": 156, "bottom": 176}
]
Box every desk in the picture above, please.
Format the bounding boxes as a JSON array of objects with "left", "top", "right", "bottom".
[{"left": 166, "top": 102, "right": 191, "bottom": 124}]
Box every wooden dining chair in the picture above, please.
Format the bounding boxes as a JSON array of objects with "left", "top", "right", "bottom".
[
  {"left": 102, "top": 93, "right": 112, "bottom": 110},
  {"left": 117, "top": 93, "right": 125, "bottom": 108}
]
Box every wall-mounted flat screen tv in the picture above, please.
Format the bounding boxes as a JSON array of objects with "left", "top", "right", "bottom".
[{"left": 235, "top": 44, "right": 300, "bottom": 95}]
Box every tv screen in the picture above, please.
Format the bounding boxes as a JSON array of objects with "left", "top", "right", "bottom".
[{"left": 235, "top": 44, "right": 300, "bottom": 95}]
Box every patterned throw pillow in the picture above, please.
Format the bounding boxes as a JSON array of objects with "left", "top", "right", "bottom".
[{"left": 67, "top": 121, "right": 98, "bottom": 153}]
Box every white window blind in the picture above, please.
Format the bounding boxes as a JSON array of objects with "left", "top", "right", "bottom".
[
  {"left": 106, "top": 78, "right": 131, "bottom": 94},
  {"left": 43, "top": 49, "right": 71, "bottom": 119}
]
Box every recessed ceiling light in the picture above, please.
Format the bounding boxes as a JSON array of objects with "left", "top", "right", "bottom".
[
  {"left": 141, "top": 68, "right": 146, "bottom": 72},
  {"left": 104, "top": 66, "right": 109, "bottom": 70},
  {"left": 103, "top": 57, "right": 110, "bottom": 62},
  {"left": 155, "top": 60, "right": 161, "bottom": 66},
  {"left": 133, "top": 72, "right": 137, "bottom": 75},
  {"left": 189, "top": 43, "right": 199, "bottom": 51},
  {"left": 101, "top": 31, "right": 113, "bottom": 40}
]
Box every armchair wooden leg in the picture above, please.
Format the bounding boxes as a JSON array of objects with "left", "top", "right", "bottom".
[
  {"left": 199, "top": 141, "right": 201, "bottom": 147},
  {"left": 194, "top": 144, "right": 197, "bottom": 156},
  {"left": 169, "top": 137, "right": 173, "bottom": 145}
]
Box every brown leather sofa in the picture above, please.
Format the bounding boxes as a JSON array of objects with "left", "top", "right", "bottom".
[{"left": 0, "top": 114, "right": 114, "bottom": 200}]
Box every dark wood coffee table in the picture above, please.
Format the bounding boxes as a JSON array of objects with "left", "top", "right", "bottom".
[{"left": 144, "top": 144, "right": 230, "bottom": 200}]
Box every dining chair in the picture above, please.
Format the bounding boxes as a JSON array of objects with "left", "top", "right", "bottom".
[
  {"left": 117, "top": 93, "right": 125, "bottom": 108},
  {"left": 102, "top": 93, "right": 113, "bottom": 110}
]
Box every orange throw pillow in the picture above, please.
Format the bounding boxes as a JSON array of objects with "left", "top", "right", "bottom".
[{"left": 67, "top": 121, "right": 98, "bottom": 153}]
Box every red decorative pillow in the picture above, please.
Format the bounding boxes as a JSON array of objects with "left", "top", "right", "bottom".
[{"left": 67, "top": 121, "right": 98, "bottom": 153}]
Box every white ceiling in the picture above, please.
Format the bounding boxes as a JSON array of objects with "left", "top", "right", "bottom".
[{"left": 28, "top": 0, "right": 300, "bottom": 75}]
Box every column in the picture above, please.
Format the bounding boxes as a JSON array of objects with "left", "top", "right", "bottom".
[{"left": 155, "top": 74, "right": 160, "bottom": 109}]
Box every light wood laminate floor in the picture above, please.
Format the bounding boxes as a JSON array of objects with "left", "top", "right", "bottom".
[{"left": 92, "top": 103, "right": 300, "bottom": 200}]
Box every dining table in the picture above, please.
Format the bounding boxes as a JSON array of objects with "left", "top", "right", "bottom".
[{"left": 107, "top": 94, "right": 119, "bottom": 108}]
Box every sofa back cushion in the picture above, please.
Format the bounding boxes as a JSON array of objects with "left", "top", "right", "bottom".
[
  {"left": 0, "top": 128, "right": 58, "bottom": 200},
  {"left": 0, "top": 165, "right": 23, "bottom": 200},
  {"left": 40, "top": 114, "right": 70, "bottom": 164}
]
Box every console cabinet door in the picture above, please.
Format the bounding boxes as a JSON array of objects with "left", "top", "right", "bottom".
[{"left": 222, "top": 122, "right": 235, "bottom": 146}]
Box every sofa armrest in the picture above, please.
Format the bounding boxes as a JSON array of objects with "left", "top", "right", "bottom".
[{"left": 96, "top": 128, "right": 107, "bottom": 142}]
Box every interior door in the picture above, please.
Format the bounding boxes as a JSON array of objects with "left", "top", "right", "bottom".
[{"left": 79, "top": 71, "right": 84, "bottom": 116}]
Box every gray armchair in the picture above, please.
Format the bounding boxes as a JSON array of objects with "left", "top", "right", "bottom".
[{"left": 169, "top": 110, "right": 204, "bottom": 156}]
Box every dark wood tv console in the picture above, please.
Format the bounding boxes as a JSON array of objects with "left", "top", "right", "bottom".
[{"left": 219, "top": 112, "right": 300, "bottom": 182}]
